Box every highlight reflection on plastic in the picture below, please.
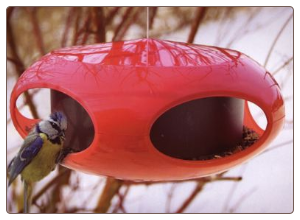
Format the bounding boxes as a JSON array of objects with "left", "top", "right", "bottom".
[{"left": 10, "top": 39, "right": 285, "bottom": 181}]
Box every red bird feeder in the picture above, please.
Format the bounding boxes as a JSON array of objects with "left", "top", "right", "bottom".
[{"left": 10, "top": 39, "right": 285, "bottom": 181}]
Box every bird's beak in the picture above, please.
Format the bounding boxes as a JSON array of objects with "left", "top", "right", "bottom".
[{"left": 60, "top": 131, "right": 66, "bottom": 140}]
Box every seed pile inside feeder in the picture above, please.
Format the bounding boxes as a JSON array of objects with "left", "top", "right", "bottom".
[{"left": 190, "top": 126, "right": 260, "bottom": 161}]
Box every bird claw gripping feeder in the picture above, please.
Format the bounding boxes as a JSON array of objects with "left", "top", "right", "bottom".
[{"left": 10, "top": 39, "right": 285, "bottom": 181}]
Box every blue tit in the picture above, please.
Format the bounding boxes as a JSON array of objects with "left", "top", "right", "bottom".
[{"left": 8, "top": 111, "right": 69, "bottom": 212}]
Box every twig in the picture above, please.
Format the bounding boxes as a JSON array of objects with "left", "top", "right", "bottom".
[
  {"left": 124, "top": 174, "right": 241, "bottom": 186},
  {"left": 272, "top": 57, "right": 293, "bottom": 76},
  {"left": 7, "top": 56, "right": 23, "bottom": 67},
  {"left": 112, "top": 185, "right": 130, "bottom": 213},
  {"left": 175, "top": 180, "right": 206, "bottom": 213},
  {"left": 226, "top": 8, "right": 262, "bottom": 48},
  {"left": 166, "top": 183, "right": 176, "bottom": 213},
  {"left": 64, "top": 207, "right": 95, "bottom": 213},
  {"left": 26, "top": 7, "right": 46, "bottom": 55},
  {"left": 46, "top": 167, "right": 72, "bottom": 212},
  {"left": 106, "top": 7, "right": 120, "bottom": 25},
  {"left": 149, "top": 7, "right": 158, "bottom": 29},
  {"left": 117, "top": 7, "right": 140, "bottom": 41},
  {"left": 259, "top": 140, "right": 293, "bottom": 156},
  {"left": 80, "top": 178, "right": 105, "bottom": 208},
  {"left": 279, "top": 69, "right": 293, "bottom": 89},
  {"left": 150, "top": 8, "right": 193, "bottom": 39},
  {"left": 24, "top": 93, "right": 40, "bottom": 119},
  {"left": 32, "top": 169, "right": 69, "bottom": 204},
  {"left": 228, "top": 187, "right": 258, "bottom": 213},
  {"left": 61, "top": 8, "right": 76, "bottom": 47},
  {"left": 212, "top": 176, "right": 242, "bottom": 182},
  {"left": 187, "top": 7, "right": 207, "bottom": 43},
  {"left": 222, "top": 165, "right": 248, "bottom": 212},
  {"left": 112, "top": 7, "right": 133, "bottom": 41},
  {"left": 94, "top": 177, "right": 123, "bottom": 213},
  {"left": 90, "top": 7, "right": 106, "bottom": 43},
  {"left": 7, "top": 7, "right": 39, "bottom": 119},
  {"left": 78, "top": 9, "right": 92, "bottom": 45},
  {"left": 72, "top": 8, "right": 82, "bottom": 45},
  {"left": 214, "top": 7, "right": 234, "bottom": 46},
  {"left": 23, "top": 181, "right": 32, "bottom": 213},
  {"left": 263, "top": 13, "right": 293, "bottom": 67},
  {"left": 175, "top": 173, "right": 242, "bottom": 213},
  {"left": 7, "top": 8, "right": 25, "bottom": 75}
]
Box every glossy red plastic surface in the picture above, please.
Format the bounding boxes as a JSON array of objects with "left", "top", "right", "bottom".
[{"left": 10, "top": 39, "right": 285, "bottom": 181}]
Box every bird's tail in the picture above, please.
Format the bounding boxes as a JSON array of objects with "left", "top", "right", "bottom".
[{"left": 7, "top": 157, "right": 16, "bottom": 186}]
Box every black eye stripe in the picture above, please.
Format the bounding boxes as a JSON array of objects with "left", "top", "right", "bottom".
[{"left": 50, "top": 122, "right": 61, "bottom": 131}]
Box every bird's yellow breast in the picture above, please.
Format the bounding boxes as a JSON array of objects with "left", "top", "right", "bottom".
[{"left": 21, "top": 133, "right": 63, "bottom": 183}]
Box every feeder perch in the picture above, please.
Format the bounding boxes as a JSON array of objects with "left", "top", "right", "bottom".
[{"left": 10, "top": 39, "right": 285, "bottom": 181}]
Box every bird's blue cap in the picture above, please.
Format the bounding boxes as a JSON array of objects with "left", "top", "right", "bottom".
[{"left": 50, "top": 112, "right": 65, "bottom": 122}]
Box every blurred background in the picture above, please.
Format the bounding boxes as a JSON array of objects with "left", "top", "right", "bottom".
[{"left": 7, "top": 7, "right": 293, "bottom": 213}]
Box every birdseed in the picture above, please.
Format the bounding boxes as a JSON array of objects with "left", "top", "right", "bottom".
[{"left": 188, "top": 126, "right": 260, "bottom": 161}]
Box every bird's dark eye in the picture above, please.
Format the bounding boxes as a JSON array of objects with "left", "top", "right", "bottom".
[{"left": 50, "top": 121, "right": 61, "bottom": 131}]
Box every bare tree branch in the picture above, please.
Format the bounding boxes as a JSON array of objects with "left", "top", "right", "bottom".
[
  {"left": 94, "top": 177, "right": 123, "bottom": 213},
  {"left": 166, "top": 183, "right": 176, "bottom": 213},
  {"left": 264, "top": 14, "right": 293, "bottom": 67},
  {"left": 149, "top": 7, "right": 158, "bottom": 30},
  {"left": 7, "top": 7, "right": 39, "bottom": 119},
  {"left": 187, "top": 7, "right": 207, "bottom": 43},
  {"left": 61, "top": 8, "right": 76, "bottom": 47},
  {"left": 90, "top": 7, "right": 106, "bottom": 43},
  {"left": 228, "top": 187, "right": 258, "bottom": 213},
  {"left": 112, "top": 7, "right": 133, "bottom": 41},
  {"left": 106, "top": 7, "right": 121, "bottom": 25},
  {"left": 259, "top": 140, "right": 293, "bottom": 156},
  {"left": 26, "top": 7, "right": 46, "bottom": 55},
  {"left": 272, "top": 57, "right": 293, "bottom": 76},
  {"left": 117, "top": 7, "right": 140, "bottom": 41},
  {"left": 112, "top": 185, "right": 130, "bottom": 213},
  {"left": 175, "top": 181, "right": 206, "bottom": 213}
]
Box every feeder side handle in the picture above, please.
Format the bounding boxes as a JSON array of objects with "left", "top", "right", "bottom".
[
  {"left": 243, "top": 101, "right": 264, "bottom": 136},
  {"left": 10, "top": 87, "right": 40, "bottom": 138}
]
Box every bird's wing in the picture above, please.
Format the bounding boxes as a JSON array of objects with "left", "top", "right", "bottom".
[
  {"left": 8, "top": 131, "right": 38, "bottom": 172},
  {"left": 8, "top": 134, "right": 44, "bottom": 186}
]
